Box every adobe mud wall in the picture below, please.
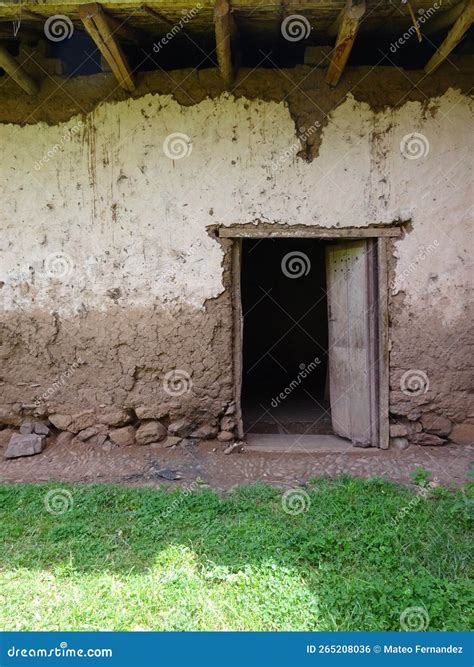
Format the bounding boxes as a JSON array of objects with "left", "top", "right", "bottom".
[{"left": 0, "top": 62, "right": 473, "bottom": 446}]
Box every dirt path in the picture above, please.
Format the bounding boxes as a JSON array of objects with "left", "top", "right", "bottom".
[{"left": 0, "top": 429, "right": 472, "bottom": 490}]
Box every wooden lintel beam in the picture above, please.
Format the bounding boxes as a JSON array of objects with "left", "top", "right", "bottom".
[
  {"left": 0, "top": 44, "right": 39, "bottom": 94},
  {"left": 424, "top": 0, "right": 474, "bottom": 74},
  {"left": 214, "top": 0, "right": 237, "bottom": 87},
  {"left": 326, "top": 0, "right": 365, "bottom": 87},
  {"left": 218, "top": 226, "right": 402, "bottom": 239},
  {"left": 79, "top": 2, "right": 135, "bottom": 92}
]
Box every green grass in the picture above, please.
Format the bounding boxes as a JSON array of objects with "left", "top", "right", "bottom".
[{"left": 0, "top": 478, "right": 472, "bottom": 631}]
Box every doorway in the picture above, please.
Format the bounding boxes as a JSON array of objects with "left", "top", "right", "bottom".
[
  {"left": 241, "top": 238, "right": 331, "bottom": 436},
  {"left": 231, "top": 233, "right": 389, "bottom": 448}
]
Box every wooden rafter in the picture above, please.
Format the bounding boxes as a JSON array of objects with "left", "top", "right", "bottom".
[
  {"left": 79, "top": 2, "right": 135, "bottom": 91},
  {"left": 0, "top": 45, "right": 39, "bottom": 94},
  {"left": 422, "top": 0, "right": 467, "bottom": 35},
  {"left": 424, "top": 0, "right": 474, "bottom": 74},
  {"left": 105, "top": 10, "right": 147, "bottom": 44},
  {"left": 22, "top": 6, "right": 142, "bottom": 43},
  {"left": 214, "top": 0, "right": 238, "bottom": 87},
  {"left": 326, "top": 0, "right": 366, "bottom": 87}
]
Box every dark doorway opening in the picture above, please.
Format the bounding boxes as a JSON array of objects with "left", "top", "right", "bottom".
[{"left": 240, "top": 238, "right": 332, "bottom": 435}]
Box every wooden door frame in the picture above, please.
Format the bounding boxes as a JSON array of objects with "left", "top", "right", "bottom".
[{"left": 224, "top": 226, "right": 397, "bottom": 448}]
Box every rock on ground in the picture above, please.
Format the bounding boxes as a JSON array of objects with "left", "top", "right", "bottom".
[
  {"left": 109, "top": 426, "right": 136, "bottom": 446},
  {"left": 5, "top": 434, "right": 45, "bottom": 459},
  {"left": 412, "top": 432, "right": 447, "bottom": 446},
  {"left": 390, "top": 437, "right": 410, "bottom": 450},
  {"left": 168, "top": 419, "right": 195, "bottom": 438},
  {"left": 49, "top": 414, "right": 72, "bottom": 431},
  {"left": 217, "top": 431, "right": 234, "bottom": 442},
  {"left": 389, "top": 424, "right": 408, "bottom": 438},
  {"left": 450, "top": 423, "right": 474, "bottom": 445},
  {"left": 136, "top": 421, "right": 167, "bottom": 445},
  {"left": 190, "top": 424, "right": 218, "bottom": 439},
  {"left": 420, "top": 413, "right": 452, "bottom": 437},
  {"left": 56, "top": 431, "right": 74, "bottom": 446},
  {"left": 97, "top": 408, "right": 131, "bottom": 427}
]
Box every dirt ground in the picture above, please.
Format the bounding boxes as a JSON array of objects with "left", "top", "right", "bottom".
[{"left": 0, "top": 428, "right": 472, "bottom": 490}]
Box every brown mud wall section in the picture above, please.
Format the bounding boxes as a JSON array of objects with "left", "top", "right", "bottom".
[
  {"left": 0, "top": 240, "right": 236, "bottom": 439},
  {"left": 1, "top": 58, "right": 473, "bottom": 158},
  {"left": 1, "top": 61, "right": 473, "bottom": 445}
]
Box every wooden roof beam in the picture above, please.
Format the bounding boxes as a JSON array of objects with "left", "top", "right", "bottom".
[
  {"left": 424, "top": 0, "right": 474, "bottom": 74},
  {"left": 0, "top": 44, "right": 39, "bottom": 94},
  {"left": 422, "top": 0, "right": 467, "bottom": 36},
  {"left": 142, "top": 4, "right": 183, "bottom": 31},
  {"left": 214, "top": 0, "right": 238, "bottom": 88},
  {"left": 79, "top": 2, "right": 135, "bottom": 92},
  {"left": 104, "top": 10, "right": 147, "bottom": 44},
  {"left": 326, "top": 0, "right": 365, "bottom": 87}
]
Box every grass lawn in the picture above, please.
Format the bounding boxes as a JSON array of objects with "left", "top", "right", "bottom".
[{"left": 0, "top": 477, "right": 472, "bottom": 631}]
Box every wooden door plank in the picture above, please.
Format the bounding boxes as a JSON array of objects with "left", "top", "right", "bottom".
[
  {"left": 326, "top": 240, "right": 375, "bottom": 445},
  {"left": 377, "top": 237, "right": 390, "bottom": 449},
  {"left": 365, "top": 240, "right": 380, "bottom": 447},
  {"left": 326, "top": 244, "right": 353, "bottom": 441}
]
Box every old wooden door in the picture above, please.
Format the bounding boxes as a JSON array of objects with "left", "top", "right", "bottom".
[{"left": 325, "top": 240, "right": 379, "bottom": 446}]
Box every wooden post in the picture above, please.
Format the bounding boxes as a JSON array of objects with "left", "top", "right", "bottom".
[
  {"left": 79, "top": 3, "right": 135, "bottom": 92},
  {"left": 326, "top": 0, "right": 366, "bottom": 87},
  {"left": 0, "top": 45, "right": 39, "bottom": 95},
  {"left": 214, "top": 0, "right": 237, "bottom": 87},
  {"left": 424, "top": 0, "right": 474, "bottom": 74}
]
